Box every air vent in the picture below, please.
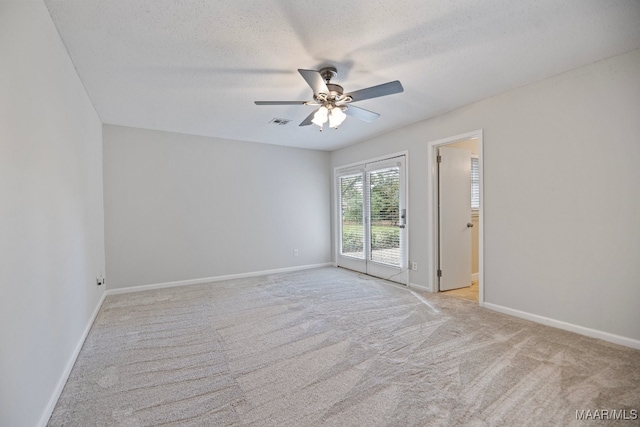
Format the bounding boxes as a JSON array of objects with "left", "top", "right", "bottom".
[{"left": 269, "top": 118, "right": 291, "bottom": 126}]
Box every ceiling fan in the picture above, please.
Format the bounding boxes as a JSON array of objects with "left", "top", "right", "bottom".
[{"left": 254, "top": 67, "right": 403, "bottom": 131}]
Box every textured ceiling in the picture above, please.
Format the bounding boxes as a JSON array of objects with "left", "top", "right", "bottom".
[{"left": 44, "top": 0, "right": 640, "bottom": 151}]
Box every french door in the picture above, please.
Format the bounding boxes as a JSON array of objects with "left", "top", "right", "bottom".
[{"left": 336, "top": 155, "right": 408, "bottom": 285}]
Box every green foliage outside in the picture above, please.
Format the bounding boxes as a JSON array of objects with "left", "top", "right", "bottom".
[
  {"left": 370, "top": 224, "right": 399, "bottom": 249},
  {"left": 341, "top": 224, "right": 364, "bottom": 253},
  {"left": 369, "top": 169, "right": 399, "bottom": 226},
  {"left": 341, "top": 224, "right": 399, "bottom": 253}
]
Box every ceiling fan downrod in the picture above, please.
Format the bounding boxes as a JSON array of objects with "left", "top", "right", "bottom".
[{"left": 319, "top": 66, "right": 338, "bottom": 83}]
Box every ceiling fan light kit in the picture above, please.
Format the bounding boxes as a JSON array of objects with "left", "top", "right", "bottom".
[{"left": 255, "top": 66, "right": 403, "bottom": 131}]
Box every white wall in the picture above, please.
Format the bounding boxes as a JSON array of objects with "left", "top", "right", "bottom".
[
  {"left": 331, "top": 48, "right": 640, "bottom": 345},
  {"left": 0, "top": 2, "right": 105, "bottom": 426},
  {"left": 103, "top": 125, "right": 331, "bottom": 289}
]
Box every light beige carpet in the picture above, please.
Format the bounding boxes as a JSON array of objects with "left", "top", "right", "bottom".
[{"left": 48, "top": 267, "right": 640, "bottom": 426}]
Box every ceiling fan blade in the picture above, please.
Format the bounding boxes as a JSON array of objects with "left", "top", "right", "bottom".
[
  {"left": 345, "top": 80, "right": 404, "bottom": 103},
  {"left": 298, "top": 69, "right": 329, "bottom": 95},
  {"left": 255, "top": 101, "right": 308, "bottom": 105},
  {"left": 344, "top": 105, "right": 380, "bottom": 123},
  {"left": 299, "top": 108, "right": 319, "bottom": 126}
]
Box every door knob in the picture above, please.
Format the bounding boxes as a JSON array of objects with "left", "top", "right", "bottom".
[
  {"left": 467, "top": 223, "right": 474, "bottom": 228},
  {"left": 398, "top": 209, "right": 406, "bottom": 229}
]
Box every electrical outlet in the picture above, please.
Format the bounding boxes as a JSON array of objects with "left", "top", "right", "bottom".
[
  {"left": 410, "top": 262, "right": 418, "bottom": 271},
  {"left": 96, "top": 272, "right": 105, "bottom": 286},
  {"left": 293, "top": 249, "right": 299, "bottom": 256}
]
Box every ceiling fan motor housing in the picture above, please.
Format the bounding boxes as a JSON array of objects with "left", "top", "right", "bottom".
[
  {"left": 314, "top": 84, "right": 350, "bottom": 104},
  {"left": 327, "top": 83, "right": 344, "bottom": 97}
]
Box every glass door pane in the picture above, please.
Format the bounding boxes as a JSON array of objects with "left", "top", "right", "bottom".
[
  {"left": 368, "top": 167, "right": 401, "bottom": 267},
  {"left": 339, "top": 173, "right": 365, "bottom": 259}
]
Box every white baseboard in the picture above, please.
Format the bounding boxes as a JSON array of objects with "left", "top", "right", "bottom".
[
  {"left": 483, "top": 302, "right": 640, "bottom": 350},
  {"left": 471, "top": 272, "right": 479, "bottom": 282},
  {"left": 38, "top": 291, "right": 107, "bottom": 427},
  {"left": 409, "top": 282, "right": 432, "bottom": 293},
  {"left": 106, "top": 263, "right": 334, "bottom": 295}
]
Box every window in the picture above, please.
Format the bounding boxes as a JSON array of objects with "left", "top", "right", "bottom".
[
  {"left": 339, "top": 173, "right": 364, "bottom": 259},
  {"left": 368, "top": 166, "right": 401, "bottom": 267},
  {"left": 471, "top": 156, "right": 480, "bottom": 210}
]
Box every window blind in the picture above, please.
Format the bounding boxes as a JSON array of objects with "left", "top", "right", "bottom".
[
  {"left": 368, "top": 167, "right": 400, "bottom": 267},
  {"left": 471, "top": 157, "right": 480, "bottom": 210},
  {"left": 339, "top": 174, "right": 365, "bottom": 259}
]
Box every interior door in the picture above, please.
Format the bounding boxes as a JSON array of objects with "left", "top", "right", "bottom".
[
  {"left": 337, "top": 156, "right": 408, "bottom": 284},
  {"left": 438, "top": 146, "right": 472, "bottom": 291}
]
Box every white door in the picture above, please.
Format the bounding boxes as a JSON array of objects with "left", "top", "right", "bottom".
[
  {"left": 438, "top": 146, "right": 472, "bottom": 291},
  {"left": 337, "top": 156, "right": 408, "bottom": 284}
]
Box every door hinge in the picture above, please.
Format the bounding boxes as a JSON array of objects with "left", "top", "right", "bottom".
[
  {"left": 436, "top": 155, "right": 442, "bottom": 163},
  {"left": 437, "top": 269, "right": 442, "bottom": 277}
]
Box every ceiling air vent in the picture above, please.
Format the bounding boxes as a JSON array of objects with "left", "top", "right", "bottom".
[{"left": 269, "top": 118, "right": 291, "bottom": 126}]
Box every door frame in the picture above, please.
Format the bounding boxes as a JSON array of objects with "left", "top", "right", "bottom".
[
  {"left": 334, "top": 151, "right": 410, "bottom": 285},
  {"left": 426, "top": 130, "right": 484, "bottom": 305}
]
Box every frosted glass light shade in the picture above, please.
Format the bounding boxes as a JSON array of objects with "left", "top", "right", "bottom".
[
  {"left": 311, "top": 106, "right": 329, "bottom": 128},
  {"left": 328, "top": 107, "right": 347, "bottom": 128}
]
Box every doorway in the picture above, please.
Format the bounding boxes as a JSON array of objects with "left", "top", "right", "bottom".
[
  {"left": 427, "top": 131, "right": 483, "bottom": 305},
  {"left": 335, "top": 153, "right": 408, "bottom": 285}
]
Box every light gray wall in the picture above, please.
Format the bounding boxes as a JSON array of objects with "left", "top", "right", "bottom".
[
  {"left": 0, "top": 2, "right": 105, "bottom": 426},
  {"left": 331, "top": 48, "right": 640, "bottom": 343},
  {"left": 103, "top": 125, "right": 331, "bottom": 289}
]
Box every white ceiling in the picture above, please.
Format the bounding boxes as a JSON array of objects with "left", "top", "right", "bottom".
[{"left": 44, "top": 0, "right": 640, "bottom": 151}]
